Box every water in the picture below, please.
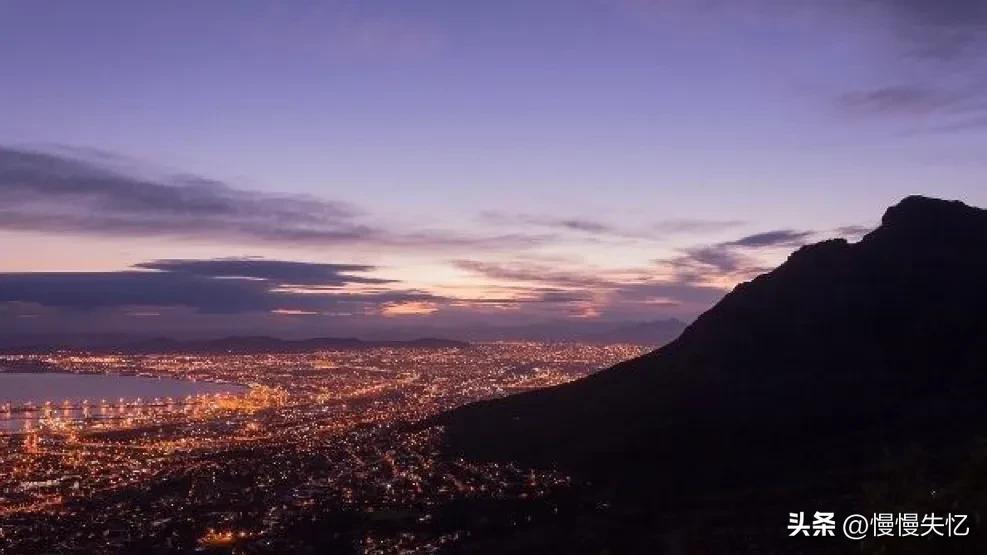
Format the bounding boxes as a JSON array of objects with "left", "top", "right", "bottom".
[{"left": 0, "top": 372, "right": 245, "bottom": 433}]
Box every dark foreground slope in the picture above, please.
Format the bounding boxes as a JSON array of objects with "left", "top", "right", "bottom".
[{"left": 438, "top": 196, "right": 987, "bottom": 548}]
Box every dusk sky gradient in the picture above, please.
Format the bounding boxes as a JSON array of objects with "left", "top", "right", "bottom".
[{"left": 2, "top": 0, "right": 986, "bottom": 338}]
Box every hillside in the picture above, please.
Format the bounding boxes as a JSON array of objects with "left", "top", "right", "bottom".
[{"left": 440, "top": 195, "right": 987, "bottom": 501}]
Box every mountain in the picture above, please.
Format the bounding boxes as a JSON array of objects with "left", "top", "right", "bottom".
[
  {"left": 576, "top": 318, "right": 686, "bottom": 346},
  {"left": 438, "top": 196, "right": 987, "bottom": 549},
  {"left": 1, "top": 335, "right": 468, "bottom": 354}
]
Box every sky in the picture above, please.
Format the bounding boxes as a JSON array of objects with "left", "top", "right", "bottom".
[{"left": 1, "top": 0, "right": 986, "bottom": 339}]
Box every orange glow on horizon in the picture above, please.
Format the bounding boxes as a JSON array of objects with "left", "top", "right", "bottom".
[{"left": 380, "top": 301, "right": 439, "bottom": 316}]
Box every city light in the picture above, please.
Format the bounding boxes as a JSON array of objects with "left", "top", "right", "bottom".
[{"left": 0, "top": 343, "right": 645, "bottom": 551}]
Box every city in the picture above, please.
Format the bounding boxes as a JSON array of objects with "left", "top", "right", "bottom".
[
  {"left": 3, "top": 1, "right": 984, "bottom": 552},
  {"left": 0, "top": 343, "right": 645, "bottom": 553}
]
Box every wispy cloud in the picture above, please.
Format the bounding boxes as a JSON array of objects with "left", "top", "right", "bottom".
[
  {"left": 668, "top": 246, "right": 765, "bottom": 277},
  {"left": 657, "top": 227, "right": 817, "bottom": 288},
  {"left": 0, "top": 147, "right": 367, "bottom": 240},
  {"left": 613, "top": 0, "right": 987, "bottom": 131},
  {"left": 452, "top": 259, "right": 613, "bottom": 289},
  {"left": 479, "top": 211, "right": 742, "bottom": 241},
  {"left": 454, "top": 227, "right": 823, "bottom": 317},
  {"left": 452, "top": 258, "right": 728, "bottom": 320},
  {"left": 133, "top": 258, "right": 394, "bottom": 287},
  {"left": 837, "top": 85, "right": 971, "bottom": 117},
  {"left": 869, "top": 0, "right": 987, "bottom": 60},
  {"left": 651, "top": 218, "right": 746, "bottom": 234},
  {"left": 724, "top": 229, "right": 814, "bottom": 248},
  {"left": 831, "top": 1, "right": 987, "bottom": 128},
  {"left": 0, "top": 147, "right": 545, "bottom": 251}
]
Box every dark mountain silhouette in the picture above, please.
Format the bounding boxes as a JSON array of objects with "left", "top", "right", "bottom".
[
  {"left": 577, "top": 318, "right": 686, "bottom": 346},
  {"left": 1, "top": 335, "right": 467, "bottom": 354},
  {"left": 438, "top": 196, "right": 987, "bottom": 550}
]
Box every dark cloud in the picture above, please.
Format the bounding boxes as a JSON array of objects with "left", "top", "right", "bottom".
[
  {"left": 724, "top": 229, "right": 813, "bottom": 248},
  {"left": 0, "top": 146, "right": 545, "bottom": 250},
  {"left": 830, "top": 1, "right": 987, "bottom": 127},
  {"left": 0, "top": 271, "right": 275, "bottom": 314},
  {"left": 1, "top": 255, "right": 730, "bottom": 334},
  {"left": 0, "top": 256, "right": 609, "bottom": 333},
  {"left": 133, "top": 258, "right": 393, "bottom": 286},
  {"left": 871, "top": 0, "right": 987, "bottom": 59},
  {"left": 673, "top": 246, "right": 755, "bottom": 275},
  {"left": 883, "top": 0, "right": 987, "bottom": 26},
  {"left": 659, "top": 228, "right": 814, "bottom": 284},
  {"left": 0, "top": 258, "right": 432, "bottom": 315}
]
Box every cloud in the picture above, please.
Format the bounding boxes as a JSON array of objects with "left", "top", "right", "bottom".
[
  {"left": 0, "top": 257, "right": 643, "bottom": 337},
  {"left": 671, "top": 246, "right": 758, "bottom": 275},
  {"left": 659, "top": 228, "right": 815, "bottom": 285},
  {"left": 829, "top": 1, "right": 987, "bottom": 128},
  {"left": 479, "top": 212, "right": 619, "bottom": 237},
  {"left": 0, "top": 147, "right": 367, "bottom": 241},
  {"left": 837, "top": 85, "right": 970, "bottom": 116},
  {"left": 479, "top": 211, "right": 743, "bottom": 240},
  {"left": 614, "top": 1, "right": 987, "bottom": 130},
  {"left": 0, "top": 258, "right": 433, "bottom": 315},
  {"left": 0, "top": 272, "right": 271, "bottom": 313},
  {"left": 724, "top": 229, "right": 814, "bottom": 248},
  {"left": 133, "top": 258, "right": 394, "bottom": 286},
  {"left": 556, "top": 219, "right": 614, "bottom": 234},
  {"left": 869, "top": 0, "right": 987, "bottom": 59},
  {"left": 447, "top": 201, "right": 873, "bottom": 327},
  {"left": 380, "top": 301, "right": 440, "bottom": 317},
  {"left": 0, "top": 146, "right": 545, "bottom": 250},
  {"left": 452, "top": 258, "right": 730, "bottom": 321},
  {"left": 882, "top": 0, "right": 987, "bottom": 27},
  {"left": 452, "top": 259, "right": 612, "bottom": 289},
  {"left": 650, "top": 218, "right": 746, "bottom": 234}
]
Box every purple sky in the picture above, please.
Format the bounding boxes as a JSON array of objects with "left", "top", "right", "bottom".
[{"left": 1, "top": 0, "right": 986, "bottom": 339}]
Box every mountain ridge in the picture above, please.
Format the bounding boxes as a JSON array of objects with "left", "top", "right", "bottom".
[{"left": 438, "top": 196, "right": 987, "bottom": 491}]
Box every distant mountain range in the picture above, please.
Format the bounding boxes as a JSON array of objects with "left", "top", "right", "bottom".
[
  {"left": 366, "top": 318, "right": 689, "bottom": 344},
  {"left": 576, "top": 318, "right": 685, "bottom": 346},
  {"left": 438, "top": 196, "right": 987, "bottom": 551},
  {"left": 0, "top": 320, "right": 687, "bottom": 353},
  {"left": 1, "top": 335, "right": 468, "bottom": 354}
]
